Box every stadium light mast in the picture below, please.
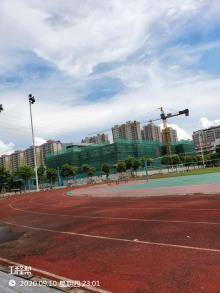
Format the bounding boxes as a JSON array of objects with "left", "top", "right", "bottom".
[{"left": 28, "top": 94, "right": 39, "bottom": 192}]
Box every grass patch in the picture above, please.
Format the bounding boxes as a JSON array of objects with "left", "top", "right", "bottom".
[{"left": 150, "top": 167, "right": 220, "bottom": 179}]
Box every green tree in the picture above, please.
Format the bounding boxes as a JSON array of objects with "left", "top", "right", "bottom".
[
  {"left": 196, "top": 155, "right": 204, "bottom": 166},
  {"left": 147, "top": 157, "right": 153, "bottom": 166},
  {"left": 161, "top": 155, "right": 172, "bottom": 165},
  {"left": 16, "top": 166, "right": 34, "bottom": 190},
  {"left": 210, "top": 153, "right": 219, "bottom": 160},
  {"left": 61, "top": 163, "right": 77, "bottom": 182},
  {"left": 216, "top": 145, "right": 220, "bottom": 155},
  {"left": 81, "top": 164, "right": 92, "bottom": 177},
  {"left": 184, "top": 155, "right": 193, "bottom": 170},
  {"left": 101, "top": 163, "right": 111, "bottom": 179},
  {"left": 140, "top": 157, "right": 153, "bottom": 168},
  {"left": 0, "top": 168, "right": 12, "bottom": 192},
  {"left": 46, "top": 168, "right": 57, "bottom": 187},
  {"left": 172, "top": 155, "right": 181, "bottom": 165},
  {"left": 125, "top": 156, "right": 135, "bottom": 175},
  {"left": 210, "top": 153, "right": 220, "bottom": 166},
  {"left": 179, "top": 155, "right": 186, "bottom": 164},
  {"left": 170, "top": 155, "right": 181, "bottom": 171},
  {"left": 132, "top": 158, "right": 140, "bottom": 174},
  {"left": 116, "top": 161, "right": 126, "bottom": 173},
  {"left": 204, "top": 154, "right": 211, "bottom": 166},
  {"left": 87, "top": 167, "right": 96, "bottom": 177},
  {"left": 37, "top": 165, "right": 46, "bottom": 184}
]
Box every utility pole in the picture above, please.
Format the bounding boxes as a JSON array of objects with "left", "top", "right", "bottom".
[{"left": 28, "top": 94, "right": 39, "bottom": 192}]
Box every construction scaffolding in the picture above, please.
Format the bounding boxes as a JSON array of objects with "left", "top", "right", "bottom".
[
  {"left": 45, "top": 139, "right": 195, "bottom": 171},
  {"left": 45, "top": 139, "right": 163, "bottom": 170},
  {"left": 173, "top": 140, "right": 196, "bottom": 156}
]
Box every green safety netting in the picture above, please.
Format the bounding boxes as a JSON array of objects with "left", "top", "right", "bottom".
[{"left": 45, "top": 139, "right": 195, "bottom": 171}]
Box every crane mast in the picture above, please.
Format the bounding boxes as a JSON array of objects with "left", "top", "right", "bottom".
[
  {"left": 160, "top": 107, "right": 172, "bottom": 156},
  {"left": 149, "top": 107, "right": 189, "bottom": 156}
]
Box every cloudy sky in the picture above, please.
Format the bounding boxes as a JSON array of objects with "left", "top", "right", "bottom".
[{"left": 0, "top": 0, "right": 220, "bottom": 155}]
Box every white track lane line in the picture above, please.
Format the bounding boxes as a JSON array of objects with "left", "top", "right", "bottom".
[
  {"left": 2, "top": 220, "right": 220, "bottom": 254},
  {"left": 33, "top": 206, "right": 220, "bottom": 211},
  {"left": 18, "top": 197, "right": 220, "bottom": 211},
  {"left": 0, "top": 256, "right": 111, "bottom": 293},
  {"left": 8, "top": 202, "right": 220, "bottom": 226},
  {"left": 10, "top": 198, "right": 220, "bottom": 226},
  {"left": 25, "top": 188, "right": 220, "bottom": 209},
  {"left": 29, "top": 198, "right": 220, "bottom": 210}
]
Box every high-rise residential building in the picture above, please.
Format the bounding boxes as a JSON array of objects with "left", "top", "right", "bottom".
[
  {"left": 39, "top": 140, "right": 62, "bottom": 165},
  {"left": 0, "top": 140, "right": 63, "bottom": 173},
  {"left": 81, "top": 133, "right": 109, "bottom": 144},
  {"left": 0, "top": 155, "right": 11, "bottom": 171},
  {"left": 141, "top": 130, "right": 145, "bottom": 141},
  {"left": 112, "top": 121, "right": 142, "bottom": 142},
  {"left": 162, "top": 127, "right": 178, "bottom": 143},
  {"left": 213, "top": 138, "right": 220, "bottom": 153},
  {"left": 24, "top": 145, "right": 42, "bottom": 169},
  {"left": 10, "top": 151, "right": 25, "bottom": 173},
  {"left": 142, "top": 123, "right": 162, "bottom": 142},
  {"left": 192, "top": 126, "right": 220, "bottom": 154}
]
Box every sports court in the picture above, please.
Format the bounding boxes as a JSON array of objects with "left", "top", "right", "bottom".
[{"left": 1, "top": 172, "right": 220, "bottom": 292}]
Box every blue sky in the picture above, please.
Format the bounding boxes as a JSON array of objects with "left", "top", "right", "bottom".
[{"left": 0, "top": 0, "right": 220, "bottom": 154}]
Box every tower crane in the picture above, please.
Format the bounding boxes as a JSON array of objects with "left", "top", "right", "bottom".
[{"left": 149, "top": 107, "right": 189, "bottom": 156}]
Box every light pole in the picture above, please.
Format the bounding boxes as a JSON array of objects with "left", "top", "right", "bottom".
[{"left": 28, "top": 94, "right": 39, "bottom": 192}]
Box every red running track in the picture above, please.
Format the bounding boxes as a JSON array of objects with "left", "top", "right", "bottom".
[{"left": 1, "top": 187, "right": 220, "bottom": 292}]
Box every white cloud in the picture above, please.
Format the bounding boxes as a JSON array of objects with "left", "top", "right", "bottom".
[
  {"left": 0, "top": 0, "right": 220, "bottom": 147},
  {"left": 35, "top": 137, "right": 46, "bottom": 146},
  {"left": 200, "top": 117, "right": 220, "bottom": 128},
  {"left": 167, "top": 123, "right": 191, "bottom": 140},
  {"left": 0, "top": 140, "right": 15, "bottom": 156},
  {"left": 0, "top": 63, "right": 219, "bottom": 143},
  {"left": 0, "top": 0, "right": 217, "bottom": 76}
]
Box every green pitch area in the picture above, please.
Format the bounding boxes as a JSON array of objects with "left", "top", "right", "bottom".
[{"left": 114, "top": 172, "right": 220, "bottom": 191}]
